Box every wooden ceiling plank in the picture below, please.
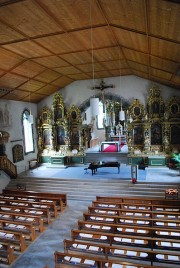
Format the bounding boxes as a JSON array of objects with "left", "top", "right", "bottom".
[
  {"left": 35, "top": 0, "right": 106, "bottom": 31},
  {"left": 99, "top": 0, "right": 147, "bottom": 33}
]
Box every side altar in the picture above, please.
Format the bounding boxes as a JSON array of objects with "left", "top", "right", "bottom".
[
  {"left": 37, "top": 93, "right": 90, "bottom": 166},
  {"left": 126, "top": 86, "right": 180, "bottom": 164}
]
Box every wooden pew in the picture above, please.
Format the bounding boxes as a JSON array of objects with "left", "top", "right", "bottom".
[
  {"left": 2, "top": 189, "right": 67, "bottom": 210},
  {"left": 64, "top": 239, "right": 153, "bottom": 264},
  {"left": 77, "top": 220, "right": 180, "bottom": 251},
  {"left": 0, "top": 194, "right": 62, "bottom": 214},
  {"left": 0, "top": 230, "right": 26, "bottom": 252},
  {"left": 87, "top": 206, "right": 180, "bottom": 219},
  {"left": 71, "top": 229, "right": 180, "bottom": 264},
  {"left": 83, "top": 212, "right": 180, "bottom": 229},
  {"left": 0, "top": 211, "right": 45, "bottom": 232},
  {"left": 92, "top": 200, "right": 180, "bottom": 212},
  {"left": 54, "top": 251, "right": 161, "bottom": 268},
  {"left": 96, "top": 196, "right": 180, "bottom": 206},
  {"left": 0, "top": 204, "right": 51, "bottom": 224},
  {"left": 0, "top": 197, "right": 58, "bottom": 217},
  {"left": 0, "top": 241, "right": 14, "bottom": 265},
  {"left": 0, "top": 219, "right": 36, "bottom": 241}
]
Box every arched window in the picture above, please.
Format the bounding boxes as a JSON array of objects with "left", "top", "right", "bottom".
[{"left": 22, "top": 109, "right": 34, "bottom": 154}]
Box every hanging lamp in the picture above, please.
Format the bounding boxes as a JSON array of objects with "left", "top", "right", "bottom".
[
  {"left": 89, "top": 0, "right": 99, "bottom": 117},
  {"left": 119, "top": 99, "right": 125, "bottom": 121}
]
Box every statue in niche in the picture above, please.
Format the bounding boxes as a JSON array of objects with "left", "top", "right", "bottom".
[
  {"left": 116, "top": 123, "right": 122, "bottom": 135},
  {"left": 144, "top": 129, "right": 150, "bottom": 146},
  {"left": 144, "top": 135, "right": 150, "bottom": 146},
  {"left": 164, "top": 111, "right": 169, "bottom": 120},
  {"left": 163, "top": 135, "right": 169, "bottom": 146}
]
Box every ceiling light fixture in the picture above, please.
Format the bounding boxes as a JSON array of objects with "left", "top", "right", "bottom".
[
  {"left": 89, "top": 0, "right": 99, "bottom": 117},
  {"left": 118, "top": 51, "right": 125, "bottom": 122},
  {"left": 27, "top": 71, "right": 33, "bottom": 124}
]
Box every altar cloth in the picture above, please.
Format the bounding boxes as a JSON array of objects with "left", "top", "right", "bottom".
[{"left": 101, "top": 141, "right": 120, "bottom": 152}]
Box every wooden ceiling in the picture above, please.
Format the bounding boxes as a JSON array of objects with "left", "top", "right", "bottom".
[{"left": 0, "top": 0, "right": 179, "bottom": 103}]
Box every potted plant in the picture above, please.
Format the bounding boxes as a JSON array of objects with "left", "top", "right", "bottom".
[{"left": 171, "top": 153, "right": 180, "bottom": 176}]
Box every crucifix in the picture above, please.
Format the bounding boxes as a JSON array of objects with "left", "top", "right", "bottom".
[{"left": 92, "top": 80, "right": 115, "bottom": 103}]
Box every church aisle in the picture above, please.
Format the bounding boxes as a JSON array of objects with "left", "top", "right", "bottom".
[{"left": 9, "top": 200, "right": 91, "bottom": 268}]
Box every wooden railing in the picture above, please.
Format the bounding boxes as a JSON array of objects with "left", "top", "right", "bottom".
[{"left": 0, "top": 156, "right": 17, "bottom": 179}]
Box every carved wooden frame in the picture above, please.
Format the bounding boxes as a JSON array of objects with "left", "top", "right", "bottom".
[{"left": 129, "top": 99, "right": 144, "bottom": 122}]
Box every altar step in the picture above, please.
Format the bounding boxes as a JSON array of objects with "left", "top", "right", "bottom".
[
  {"left": 5, "top": 177, "right": 179, "bottom": 201},
  {"left": 85, "top": 152, "right": 128, "bottom": 164}
]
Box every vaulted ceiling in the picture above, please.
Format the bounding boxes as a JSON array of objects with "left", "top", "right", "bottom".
[{"left": 0, "top": 0, "right": 179, "bottom": 103}]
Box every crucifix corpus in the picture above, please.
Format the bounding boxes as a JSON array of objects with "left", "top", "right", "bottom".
[{"left": 92, "top": 80, "right": 115, "bottom": 102}]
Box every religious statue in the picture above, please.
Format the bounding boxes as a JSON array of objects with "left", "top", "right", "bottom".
[
  {"left": 116, "top": 123, "right": 122, "bottom": 135},
  {"left": 144, "top": 135, "right": 150, "bottom": 146}
]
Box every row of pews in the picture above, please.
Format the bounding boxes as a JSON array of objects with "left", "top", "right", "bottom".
[
  {"left": 0, "top": 189, "right": 67, "bottom": 266},
  {"left": 54, "top": 196, "right": 180, "bottom": 268}
]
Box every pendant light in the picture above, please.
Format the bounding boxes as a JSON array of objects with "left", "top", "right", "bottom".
[
  {"left": 27, "top": 70, "right": 33, "bottom": 124},
  {"left": 119, "top": 99, "right": 125, "bottom": 121},
  {"left": 89, "top": 0, "right": 99, "bottom": 117}
]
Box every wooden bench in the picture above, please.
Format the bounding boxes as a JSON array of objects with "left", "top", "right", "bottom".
[
  {"left": 0, "top": 219, "right": 36, "bottom": 241},
  {"left": 3, "top": 189, "right": 67, "bottom": 209},
  {"left": 53, "top": 196, "right": 180, "bottom": 268},
  {"left": 0, "top": 193, "right": 62, "bottom": 213},
  {"left": 0, "top": 211, "right": 45, "bottom": 232},
  {"left": 87, "top": 161, "right": 120, "bottom": 175},
  {"left": 0, "top": 204, "right": 51, "bottom": 224},
  {"left": 87, "top": 206, "right": 180, "bottom": 219},
  {"left": 96, "top": 196, "right": 180, "bottom": 205},
  {"left": 54, "top": 251, "right": 161, "bottom": 268},
  {"left": 83, "top": 212, "right": 180, "bottom": 229},
  {"left": 77, "top": 220, "right": 180, "bottom": 250},
  {"left": 92, "top": 200, "right": 180, "bottom": 212},
  {"left": 64, "top": 239, "right": 153, "bottom": 264},
  {"left": 0, "top": 197, "right": 58, "bottom": 218},
  {"left": 0, "top": 241, "right": 14, "bottom": 265},
  {"left": 0, "top": 230, "right": 26, "bottom": 252}
]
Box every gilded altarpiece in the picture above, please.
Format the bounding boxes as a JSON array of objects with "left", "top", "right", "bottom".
[
  {"left": 37, "top": 94, "right": 90, "bottom": 165},
  {"left": 66, "top": 105, "right": 83, "bottom": 152},
  {"left": 37, "top": 106, "right": 53, "bottom": 154},
  {"left": 127, "top": 86, "right": 180, "bottom": 156},
  {"left": 52, "top": 93, "right": 68, "bottom": 154}
]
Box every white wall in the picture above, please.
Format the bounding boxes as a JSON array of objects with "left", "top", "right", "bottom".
[
  {"left": 0, "top": 171, "right": 10, "bottom": 193},
  {"left": 0, "top": 99, "right": 38, "bottom": 176}
]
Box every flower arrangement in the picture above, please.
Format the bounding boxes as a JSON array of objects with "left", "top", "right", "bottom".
[{"left": 171, "top": 153, "right": 180, "bottom": 176}]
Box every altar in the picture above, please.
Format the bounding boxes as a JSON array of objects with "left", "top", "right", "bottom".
[
  {"left": 148, "top": 155, "right": 166, "bottom": 166},
  {"left": 101, "top": 141, "right": 120, "bottom": 152}
]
